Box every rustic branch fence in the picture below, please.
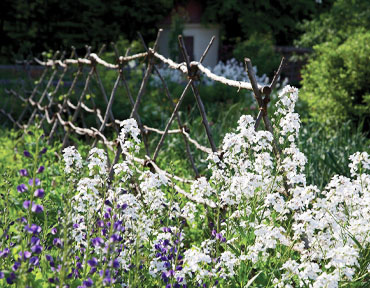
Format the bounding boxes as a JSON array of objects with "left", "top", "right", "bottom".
[{"left": 1, "top": 30, "right": 287, "bottom": 207}]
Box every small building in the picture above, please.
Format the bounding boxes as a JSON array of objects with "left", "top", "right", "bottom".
[{"left": 158, "top": 0, "right": 219, "bottom": 68}]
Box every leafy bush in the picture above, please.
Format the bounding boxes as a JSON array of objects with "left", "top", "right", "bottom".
[
  {"left": 233, "top": 33, "right": 281, "bottom": 76},
  {"left": 296, "top": 0, "right": 370, "bottom": 48},
  {"left": 300, "top": 30, "right": 370, "bottom": 129}
]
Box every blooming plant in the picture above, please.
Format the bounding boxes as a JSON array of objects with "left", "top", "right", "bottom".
[{"left": 0, "top": 86, "right": 369, "bottom": 287}]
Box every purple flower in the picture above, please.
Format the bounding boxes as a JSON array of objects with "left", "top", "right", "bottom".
[
  {"left": 24, "top": 150, "right": 32, "bottom": 158},
  {"left": 40, "top": 147, "right": 47, "bottom": 155},
  {"left": 29, "top": 256, "right": 39, "bottom": 266},
  {"left": 23, "top": 200, "right": 31, "bottom": 209},
  {"left": 87, "top": 257, "right": 98, "bottom": 267},
  {"left": 109, "top": 234, "right": 122, "bottom": 243},
  {"left": 37, "top": 166, "right": 45, "bottom": 174},
  {"left": 0, "top": 271, "right": 4, "bottom": 279},
  {"left": 34, "top": 188, "right": 45, "bottom": 198},
  {"left": 51, "top": 228, "right": 57, "bottom": 235},
  {"left": 113, "top": 220, "right": 122, "bottom": 231},
  {"left": 103, "top": 277, "right": 112, "bottom": 285},
  {"left": 31, "top": 203, "right": 44, "bottom": 213},
  {"left": 45, "top": 254, "right": 53, "bottom": 262},
  {"left": 53, "top": 238, "right": 63, "bottom": 248},
  {"left": 31, "top": 245, "right": 43, "bottom": 254},
  {"left": 0, "top": 248, "right": 10, "bottom": 258},
  {"left": 25, "top": 224, "right": 42, "bottom": 234},
  {"left": 17, "top": 184, "right": 28, "bottom": 193},
  {"left": 12, "top": 261, "right": 21, "bottom": 271},
  {"left": 19, "top": 169, "right": 28, "bottom": 176},
  {"left": 83, "top": 278, "right": 94, "bottom": 287},
  {"left": 30, "top": 236, "right": 40, "bottom": 246},
  {"left": 28, "top": 178, "right": 41, "bottom": 186},
  {"left": 19, "top": 251, "right": 32, "bottom": 260},
  {"left": 112, "top": 259, "right": 120, "bottom": 269},
  {"left": 91, "top": 237, "right": 104, "bottom": 247},
  {"left": 6, "top": 272, "right": 16, "bottom": 284}
]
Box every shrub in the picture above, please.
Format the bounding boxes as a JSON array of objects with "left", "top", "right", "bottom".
[
  {"left": 233, "top": 33, "right": 281, "bottom": 77},
  {"left": 300, "top": 30, "right": 370, "bottom": 130}
]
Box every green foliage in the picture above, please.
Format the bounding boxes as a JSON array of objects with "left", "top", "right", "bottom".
[
  {"left": 1, "top": 0, "right": 173, "bottom": 63},
  {"left": 300, "top": 30, "right": 370, "bottom": 129},
  {"left": 202, "top": 0, "right": 332, "bottom": 46},
  {"left": 168, "top": 13, "right": 185, "bottom": 60},
  {"left": 298, "top": 121, "right": 370, "bottom": 189},
  {"left": 296, "top": 0, "right": 370, "bottom": 47},
  {"left": 233, "top": 33, "right": 281, "bottom": 76}
]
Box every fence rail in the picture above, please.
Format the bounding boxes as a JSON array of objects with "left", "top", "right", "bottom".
[{"left": 1, "top": 30, "right": 287, "bottom": 207}]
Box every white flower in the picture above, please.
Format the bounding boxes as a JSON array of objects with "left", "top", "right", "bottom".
[{"left": 62, "top": 146, "right": 82, "bottom": 174}]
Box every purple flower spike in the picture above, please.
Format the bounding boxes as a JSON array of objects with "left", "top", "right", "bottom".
[
  {"left": 6, "top": 272, "right": 16, "bottom": 284},
  {"left": 91, "top": 237, "right": 104, "bottom": 247},
  {"left": 23, "top": 200, "right": 31, "bottom": 209},
  {"left": 25, "top": 224, "right": 42, "bottom": 234},
  {"left": 12, "top": 261, "right": 21, "bottom": 271},
  {"left": 19, "top": 251, "right": 32, "bottom": 260},
  {"left": 83, "top": 278, "right": 94, "bottom": 287},
  {"left": 30, "top": 236, "right": 40, "bottom": 246},
  {"left": 40, "top": 147, "right": 47, "bottom": 155},
  {"left": 112, "top": 259, "right": 120, "bottom": 269},
  {"left": 51, "top": 228, "right": 57, "bottom": 235},
  {"left": 24, "top": 150, "right": 32, "bottom": 158},
  {"left": 53, "top": 238, "right": 63, "bottom": 248},
  {"left": 87, "top": 257, "right": 98, "bottom": 267},
  {"left": 37, "top": 166, "right": 45, "bottom": 174},
  {"left": 0, "top": 248, "right": 10, "bottom": 258},
  {"left": 31, "top": 245, "right": 43, "bottom": 254},
  {"left": 29, "top": 256, "right": 39, "bottom": 266},
  {"left": 34, "top": 188, "right": 45, "bottom": 198},
  {"left": 28, "top": 178, "right": 41, "bottom": 186},
  {"left": 17, "top": 184, "right": 28, "bottom": 193},
  {"left": 19, "top": 169, "right": 28, "bottom": 176},
  {"left": 31, "top": 203, "right": 44, "bottom": 213}
]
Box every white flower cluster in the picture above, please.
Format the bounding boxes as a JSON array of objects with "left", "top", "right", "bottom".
[
  {"left": 60, "top": 87, "right": 370, "bottom": 287},
  {"left": 151, "top": 58, "right": 269, "bottom": 88},
  {"left": 118, "top": 118, "right": 141, "bottom": 154},
  {"left": 62, "top": 146, "right": 82, "bottom": 175}
]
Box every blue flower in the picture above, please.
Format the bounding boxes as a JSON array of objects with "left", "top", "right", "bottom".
[
  {"left": 112, "top": 259, "right": 120, "bottom": 269},
  {"left": 25, "top": 224, "right": 42, "bottom": 234},
  {"left": 37, "top": 166, "right": 45, "bottom": 174},
  {"left": 24, "top": 150, "right": 32, "bottom": 158},
  {"left": 28, "top": 178, "right": 41, "bottom": 186},
  {"left": 34, "top": 188, "right": 45, "bottom": 198},
  {"left": 29, "top": 256, "right": 39, "bottom": 266},
  {"left": 12, "top": 261, "right": 21, "bottom": 271},
  {"left": 87, "top": 257, "right": 98, "bottom": 267},
  {"left": 0, "top": 248, "right": 10, "bottom": 258},
  {"left": 31, "top": 245, "right": 43, "bottom": 254},
  {"left": 83, "top": 278, "right": 94, "bottom": 287},
  {"left": 19, "top": 169, "right": 28, "bottom": 176},
  {"left": 31, "top": 203, "right": 44, "bottom": 213},
  {"left": 91, "top": 237, "right": 104, "bottom": 247},
  {"left": 17, "top": 184, "right": 28, "bottom": 193}
]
